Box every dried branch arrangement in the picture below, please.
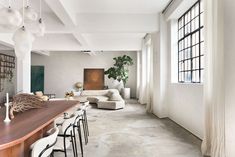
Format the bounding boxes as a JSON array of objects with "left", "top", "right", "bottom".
[{"left": 10, "top": 93, "right": 45, "bottom": 119}]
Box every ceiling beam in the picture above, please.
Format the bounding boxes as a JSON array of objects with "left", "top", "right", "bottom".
[
  {"left": 45, "top": 0, "right": 88, "bottom": 46},
  {"left": 32, "top": 50, "right": 51, "bottom": 56}
]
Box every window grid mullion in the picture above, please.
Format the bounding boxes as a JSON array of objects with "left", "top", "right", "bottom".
[
  {"left": 190, "top": 8, "right": 193, "bottom": 83},
  {"left": 198, "top": 0, "right": 202, "bottom": 82},
  {"left": 177, "top": 0, "right": 203, "bottom": 83}
]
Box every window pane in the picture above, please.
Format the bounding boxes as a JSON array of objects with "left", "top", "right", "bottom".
[
  {"left": 201, "top": 55, "right": 204, "bottom": 69},
  {"left": 194, "top": 45, "right": 199, "bottom": 56},
  {"left": 192, "top": 46, "right": 196, "bottom": 58},
  {"left": 200, "top": 0, "right": 204, "bottom": 12},
  {"left": 200, "top": 28, "right": 204, "bottom": 42},
  {"left": 201, "top": 70, "right": 204, "bottom": 82},
  {"left": 195, "top": 16, "right": 199, "bottom": 29},
  {"left": 195, "top": 3, "right": 199, "bottom": 16},
  {"left": 195, "top": 70, "right": 199, "bottom": 82},
  {"left": 200, "top": 42, "right": 204, "bottom": 55},
  {"left": 192, "top": 58, "right": 196, "bottom": 69}
]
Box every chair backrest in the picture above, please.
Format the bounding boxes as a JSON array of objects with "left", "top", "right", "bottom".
[
  {"left": 31, "top": 127, "right": 59, "bottom": 157},
  {"left": 61, "top": 114, "right": 77, "bottom": 134},
  {"left": 74, "top": 110, "right": 84, "bottom": 123}
]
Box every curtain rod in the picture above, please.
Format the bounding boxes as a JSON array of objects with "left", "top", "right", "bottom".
[{"left": 162, "top": 0, "right": 174, "bottom": 14}]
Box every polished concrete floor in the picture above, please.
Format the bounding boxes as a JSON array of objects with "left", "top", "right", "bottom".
[{"left": 55, "top": 100, "right": 203, "bottom": 157}]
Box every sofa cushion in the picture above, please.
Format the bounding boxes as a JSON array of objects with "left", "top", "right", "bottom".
[
  {"left": 97, "top": 100, "right": 125, "bottom": 110},
  {"left": 96, "top": 96, "right": 109, "bottom": 101},
  {"left": 81, "top": 90, "right": 109, "bottom": 96},
  {"left": 87, "top": 97, "right": 99, "bottom": 103},
  {"left": 87, "top": 96, "right": 109, "bottom": 103},
  {"left": 109, "top": 92, "right": 123, "bottom": 101}
]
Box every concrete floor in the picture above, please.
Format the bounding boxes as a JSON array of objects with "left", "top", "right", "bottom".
[{"left": 55, "top": 101, "right": 203, "bottom": 157}]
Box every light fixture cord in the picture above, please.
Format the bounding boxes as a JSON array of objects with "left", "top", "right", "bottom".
[
  {"left": 26, "top": 0, "right": 29, "bottom": 7},
  {"left": 8, "top": 0, "right": 11, "bottom": 8},
  {"left": 22, "top": 0, "right": 25, "bottom": 26},
  {"left": 39, "top": 0, "right": 42, "bottom": 19}
]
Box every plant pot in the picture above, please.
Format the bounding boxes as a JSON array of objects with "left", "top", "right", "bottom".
[{"left": 121, "top": 88, "right": 131, "bottom": 99}]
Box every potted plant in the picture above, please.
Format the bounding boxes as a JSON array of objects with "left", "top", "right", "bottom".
[{"left": 104, "top": 55, "right": 133, "bottom": 99}]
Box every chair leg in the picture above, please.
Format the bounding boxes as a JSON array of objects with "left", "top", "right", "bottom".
[
  {"left": 80, "top": 118, "right": 86, "bottom": 144},
  {"left": 73, "top": 127, "right": 78, "bottom": 157},
  {"left": 81, "top": 118, "right": 88, "bottom": 145},
  {"left": 70, "top": 131, "right": 77, "bottom": 157},
  {"left": 63, "top": 136, "right": 67, "bottom": 157},
  {"left": 84, "top": 110, "right": 89, "bottom": 136},
  {"left": 83, "top": 111, "right": 89, "bottom": 144},
  {"left": 78, "top": 125, "right": 84, "bottom": 157},
  {"left": 50, "top": 152, "right": 54, "bottom": 157}
]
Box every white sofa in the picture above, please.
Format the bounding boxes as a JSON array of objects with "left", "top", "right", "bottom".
[{"left": 75, "top": 89, "right": 125, "bottom": 110}]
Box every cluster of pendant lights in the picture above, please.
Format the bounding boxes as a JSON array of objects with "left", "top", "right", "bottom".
[{"left": 0, "top": 0, "right": 45, "bottom": 59}]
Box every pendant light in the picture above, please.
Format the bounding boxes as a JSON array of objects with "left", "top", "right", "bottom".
[
  {"left": 20, "top": 0, "right": 38, "bottom": 22},
  {"left": 0, "top": 0, "right": 22, "bottom": 29},
  {"left": 13, "top": 0, "right": 34, "bottom": 60},
  {"left": 35, "top": 0, "right": 45, "bottom": 37}
]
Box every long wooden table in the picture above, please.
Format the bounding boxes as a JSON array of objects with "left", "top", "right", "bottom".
[{"left": 0, "top": 100, "right": 79, "bottom": 157}]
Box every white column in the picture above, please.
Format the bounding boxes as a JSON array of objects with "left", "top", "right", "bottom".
[{"left": 16, "top": 51, "right": 31, "bottom": 93}]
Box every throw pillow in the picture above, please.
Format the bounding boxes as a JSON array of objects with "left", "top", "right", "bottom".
[
  {"left": 109, "top": 93, "right": 122, "bottom": 101},
  {"left": 107, "top": 91, "right": 114, "bottom": 98}
]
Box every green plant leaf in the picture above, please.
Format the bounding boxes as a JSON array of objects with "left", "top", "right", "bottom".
[{"left": 104, "top": 55, "right": 134, "bottom": 87}]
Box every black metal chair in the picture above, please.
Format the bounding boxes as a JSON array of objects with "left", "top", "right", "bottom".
[
  {"left": 53, "top": 115, "right": 77, "bottom": 157},
  {"left": 30, "top": 127, "right": 59, "bottom": 157}
]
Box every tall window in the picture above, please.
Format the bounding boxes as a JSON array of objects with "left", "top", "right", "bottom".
[{"left": 178, "top": 0, "right": 204, "bottom": 83}]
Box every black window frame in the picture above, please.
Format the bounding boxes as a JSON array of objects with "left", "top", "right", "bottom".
[{"left": 178, "top": 0, "right": 204, "bottom": 83}]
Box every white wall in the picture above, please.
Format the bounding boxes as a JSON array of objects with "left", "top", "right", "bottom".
[
  {"left": 151, "top": 1, "right": 204, "bottom": 139},
  {"left": 167, "top": 84, "right": 204, "bottom": 138},
  {"left": 224, "top": 0, "right": 235, "bottom": 156},
  {"left": 31, "top": 51, "right": 137, "bottom": 98}
]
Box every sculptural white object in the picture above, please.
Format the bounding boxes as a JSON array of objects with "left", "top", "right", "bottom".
[
  {"left": 12, "top": 26, "right": 35, "bottom": 60},
  {"left": 4, "top": 93, "right": 11, "bottom": 123},
  {"left": 0, "top": 7, "right": 22, "bottom": 29}
]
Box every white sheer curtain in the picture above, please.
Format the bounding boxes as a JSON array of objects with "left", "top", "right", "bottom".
[
  {"left": 201, "top": 0, "right": 225, "bottom": 156},
  {"left": 138, "top": 34, "right": 153, "bottom": 113}
]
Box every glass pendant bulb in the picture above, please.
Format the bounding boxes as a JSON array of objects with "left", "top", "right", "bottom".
[
  {"left": 0, "top": 7, "right": 22, "bottom": 29},
  {"left": 35, "top": 18, "right": 45, "bottom": 37},
  {"left": 20, "top": 6, "right": 38, "bottom": 23},
  {"left": 12, "top": 26, "right": 35, "bottom": 60}
]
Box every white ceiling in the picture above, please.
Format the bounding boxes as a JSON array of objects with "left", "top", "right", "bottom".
[
  {"left": 62, "top": 0, "right": 170, "bottom": 14},
  {"left": 0, "top": 0, "right": 170, "bottom": 53}
]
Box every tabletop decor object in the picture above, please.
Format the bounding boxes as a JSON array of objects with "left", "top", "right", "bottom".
[
  {"left": 65, "top": 91, "right": 74, "bottom": 100},
  {"left": 4, "top": 93, "right": 11, "bottom": 123},
  {"left": 10, "top": 93, "right": 44, "bottom": 119},
  {"left": 75, "top": 82, "right": 83, "bottom": 91}
]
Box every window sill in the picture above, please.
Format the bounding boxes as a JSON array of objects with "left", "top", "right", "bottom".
[{"left": 171, "top": 82, "right": 203, "bottom": 86}]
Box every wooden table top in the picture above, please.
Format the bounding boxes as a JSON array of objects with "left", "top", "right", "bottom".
[{"left": 0, "top": 100, "right": 79, "bottom": 150}]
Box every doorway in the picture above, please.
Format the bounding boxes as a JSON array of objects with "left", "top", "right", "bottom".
[{"left": 31, "top": 66, "right": 44, "bottom": 93}]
